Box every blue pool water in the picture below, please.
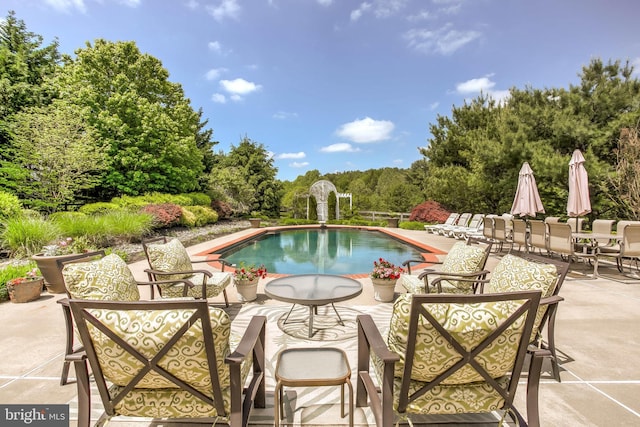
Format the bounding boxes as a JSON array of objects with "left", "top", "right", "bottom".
[{"left": 218, "top": 228, "right": 427, "bottom": 275}]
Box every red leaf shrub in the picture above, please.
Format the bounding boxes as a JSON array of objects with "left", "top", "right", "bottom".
[
  {"left": 409, "top": 201, "right": 451, "bottom": 223},
  {"left": 141, "top": 203, "right": 183, "bottom": 228},
  {"left": 211, "top": 200, "right": 233, "bottom": 219}
]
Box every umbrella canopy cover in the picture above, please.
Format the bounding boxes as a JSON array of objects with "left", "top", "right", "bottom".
[
  {"left": 511, "top": 162, "right": 545, "bottom": 217},
  {"left": 567, "top": 149, "right": 591, "bottom": 217}
]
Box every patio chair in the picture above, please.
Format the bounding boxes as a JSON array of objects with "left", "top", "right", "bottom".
[
  {"left": 591, "top": 219, "right": 617, "bottom": 247},
  {"left": 57, "top": 251, "right": 195, "bottom": 385},
  {"left": 400, "top": 238, "right": 492, "bottom": 294},
  {"left": 356, "top": 291, "right": 545, "bottom": 427},
  {"left": 598, "top": 223, "right": 640, "bottom": 275},
  {"left": 451, "top": 213, "right": 484, "bottom": 239},
  {"left": 142, "top": 236, "right": 232, "bottom": 305},
  {"left": 424, "top": 212, "right": 459, "bottom": 234},
  {"left": 492, "top": 216, "right": 513, "bottom": 253},
  {"left": 566, "top": 217, "right": 585, "bottom": 233},
  {"left": 438, "top": 212, "right": 471, "bottom": 237},
  {"left": 544, "top": 216, "right": 560, "bottom": 224},
  {"left": 509, "top": 218, "right": 529, "bottom": 253},
  {"left": 547, "top": 222, "right": 599, "bottom": 276},
  {"left": 69, "top": 299, "right": 266, "bottom": 427},
  {"left": 528, "top": 220, "right": 548, "bottom": 256}
]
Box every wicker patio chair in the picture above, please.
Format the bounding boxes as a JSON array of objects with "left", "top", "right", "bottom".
[
  {"left": 356, "top": 291, "right": 545, "bottom": 426},
  {"left": 69, "top": 299, "right": 266, "bottom": 427}
]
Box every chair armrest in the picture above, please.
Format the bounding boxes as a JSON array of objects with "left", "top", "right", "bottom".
[
  {"left": 541, "top": 295, "right": 564, "bottom": 306},
  {"left": 226, "top": 315, "right": 267, "bottom": 364},
  {"left": 139, "top": 274, "right": 196, "bottom": 298},
  {"left": 430, "top": 271, "right": 490, "bottom": 293},
  {"left": 357, "top": 315, "right": 399, "bottom": 364},
  {"left": 145, "top": 268, "right": 213, "bottom": 277}
]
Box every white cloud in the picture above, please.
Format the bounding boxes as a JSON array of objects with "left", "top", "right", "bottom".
[
  {"left": 186, "top": 0, "right": 199, "bottom": 10},
  {"left": 404, "top": 24, "right": 481, "bottom": 55},
  {"left": 456, "top": 75, "right": 495, "bottom": 94},
  {"left": 321, "top": 143, "right": 361, "bottom": 153},
  {"left": 317, "top": 0, "right": 333, "bottom": 5},
  {"left": 273, "top": 111, "right": 298, "bottom": 119},
  {"left": 118, "top": 0, "right": 141, "bottom": 6},
  {"left": 211, "top": 93, "right": 227, "bottom": 103},
  {"left": 336, "top": 117, "right": 394, "bottom": 143},
  {"left": 430, "top": 101, "right": 440, "bottom": 110},
  {"left": 205, "top": 68, "right": 226, "bottom": 80},
  {"left": 290, "top": 161, "right": 310, "bottom": 168},
  {"left": 207, "top": 0, "right": 241, "bottom": 21},
  {"left": 393, "top": 159, "right": 403, "bottom": 165},
  {"left": 407, "top": 10, "right": 434, "bottom": 21},
  {"left": 351, "top": 0, "right": 407, "bottom": 21},
  {"left": 455, "top": 75, "right": 511, "bottom": 104},
  {"left": 278, "top": 152, "right": 306, "bottom": 159},
  {"left": 45, "top": 0, "right": 87, "bottom": 13},
  {"left": 219, "top": 78, "right": 262, "bottom": 96},
  {"left": 208, "top": 41, "right": 222, "bottom": 52}
]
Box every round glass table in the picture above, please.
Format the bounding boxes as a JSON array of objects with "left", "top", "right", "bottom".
[{"left": 264, "top": 274, "right": 363, "bottom": 338}]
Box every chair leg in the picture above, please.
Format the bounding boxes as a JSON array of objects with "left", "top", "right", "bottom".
[
  {"left": 223, "top": 288, "right": 229, "bottom": 307},
  {"left": 526, "top": 350, "right": 549, "bottom": 427},
  {"left": 74, "top": 359, "right": 91, "bottom": 427}
]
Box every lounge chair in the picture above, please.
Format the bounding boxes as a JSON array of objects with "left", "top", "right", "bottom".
[
  {"left": 356, "top": 291, "right": 545, "bottom": 426},
  {"left": 424, "top": 213, "right": 459, "bottom": 234},
  {"left": 547, "top": 222, "right": 599, "bottom": 276},
  {"left": 450, "top": 213, "right": 484, "bottom": 239},
  {"left": 598, "top": 222, "right": 640, "bottom": 275},
  {"left": 438, "top": 212, "right": 471, "bottom": 237}
]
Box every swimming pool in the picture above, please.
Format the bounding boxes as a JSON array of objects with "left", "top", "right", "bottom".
[{"left": 215, "top": 227, "right": 431, "bottom": 275}]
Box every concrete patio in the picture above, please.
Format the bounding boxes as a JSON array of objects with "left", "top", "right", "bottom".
[{"left": 1, "top": 227, "right": 639, "bottom": 426}]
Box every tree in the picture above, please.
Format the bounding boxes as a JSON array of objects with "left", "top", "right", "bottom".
[
  {"left": 10, "top": 100, "right": 108, "bottom": 211},
  {"left": 53, "top": 39, "right": 203, "bottom": 197},
  {"left": 214, "top": 137, "right": 282, "bottom": 217},
  {"left": 609, "top": 126, "right": 640, "bottom": 220}
]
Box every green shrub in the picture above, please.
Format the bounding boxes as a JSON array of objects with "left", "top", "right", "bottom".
[
  {"left": 0, "top": 217, "right": 61, "bottom": 258},
  {"left": 110, "top": 195, "right": 150, "bottom": 210},
  {"left": 79, "top": 202, "right": 121, "bottom": 215},
  {"left": 180, "top": 208, "right": 197, "bottom": 227},
  {"left": 279, "top": 218, "right": 318, "bottom": 226},
  {"left": 0, "top": 191, "right": 22, "bottom": 220},
  {"left": 98, "top": 210, "right": 154, "bottom": 242},
  {"left": 400, "top": 221, "right": 427, "bottom": 230},
  {"left": 183, "top": 206, "right": 219, "bottom": 226},
  {"left": 182, "top": 193, "right": 211, "bottom": 206},
  {"left": 0, "top": 262, "right": 37, "bottom": 301}
]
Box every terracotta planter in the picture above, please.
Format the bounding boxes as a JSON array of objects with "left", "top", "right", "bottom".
[
  {"left": 249, "top": 218, "right": 261, "bottom": 228},
  {"left": 235, "top": 278, "right": 259, "bottom": 302},
  {"left": 387, "top": 218, "right": 399, "bottom": 228},
  {"left": 371, "top": 278, "right": 397, "bottom": 302},
  {"left": 7, "top": 278, "right": 43, "bottom": 303},
  {"left": 31, "top": 253, "right": 80, "bottom": 294}
]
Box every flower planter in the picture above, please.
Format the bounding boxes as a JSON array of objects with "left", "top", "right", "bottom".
[
  {"left": 386, "top": 218, "right": 399, "bottom": 228},
  {"left": 235, "top": 278, "right": 259, "bottom": 302},
  {"left": 371, "top": 278, "right": 397, "bottom": 302},
  {"left": 31, "top": 253, "right": 80, "bottom": 294},
  {"left": 249, "top": 218, "right": 261, "bottom": 228},
  {"left": 7, "top": 278, "right": 44, "bottom": 303}
]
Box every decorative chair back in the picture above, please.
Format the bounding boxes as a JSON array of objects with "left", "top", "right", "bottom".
[
  {"left": 358, "top": 291, "right": 542, "bottom": 426},
  {"left": 69, "top": 299, "right": 266, "bottom": 427}
]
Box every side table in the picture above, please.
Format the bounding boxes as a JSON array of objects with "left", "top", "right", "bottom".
[{"left": 274, "top": 347, "right": 353, "bottom": 427}]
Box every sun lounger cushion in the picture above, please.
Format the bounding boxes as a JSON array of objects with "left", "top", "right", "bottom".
[
  {"left": 85, "top": 306, "right": 252, "bottom": 418},
  {"left": 62, "top": 253, "right": 140, "bottom": 301},
  {"left": 375, "top": 293, "right": 527, "bottom": 414},
  {"left": 486, "top": 254, "right": 557, "bottom": 339}
]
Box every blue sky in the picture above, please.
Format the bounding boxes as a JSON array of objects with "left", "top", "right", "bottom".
[{"left": 4, "top": 0, "right": 640, "bottom": 181}]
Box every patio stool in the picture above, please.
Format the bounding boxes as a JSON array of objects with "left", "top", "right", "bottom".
[{"left": 274, "top": 347, "right": 353, "bottom": 427}]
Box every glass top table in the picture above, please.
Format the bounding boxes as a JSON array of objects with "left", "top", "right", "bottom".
[{"left": 264, "top": 274, "right": 363, "bottom": 338}]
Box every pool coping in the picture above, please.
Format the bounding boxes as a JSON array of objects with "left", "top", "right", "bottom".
[{"left": 195, "top": 224, "right": 446, "bottom": 278}]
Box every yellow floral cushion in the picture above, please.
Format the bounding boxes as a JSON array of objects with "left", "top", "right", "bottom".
[
  {"left": 159, "top": 272, "right": 232, "bottom": 299},
  {"left": 62, "top": 254, "right": 140, "bottom": 301},
  {"left": 486, "top": 254, "right": 558, "bottom": 340},
  {"left": 146, "top": 238, "right": 194, "bottom": 281},
  {"left": 386, "top": 293, "right": 526, "bottom": 384},
  {"left": 438, "top": 241, "right": 487, "bottom": 293},
  {"left": 86, "top": 306, "right": 252, "bottom": 418}
]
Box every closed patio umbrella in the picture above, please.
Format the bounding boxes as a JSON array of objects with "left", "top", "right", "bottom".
[
  {"left": 567, "top": 149, "right": 591, "bottom": 218},
  {"left": 511, "top": 162, "right": 545, "bottom": 218}
]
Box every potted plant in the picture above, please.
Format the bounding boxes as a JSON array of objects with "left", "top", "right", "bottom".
[
  {"left": 370, "top": 258, "right": 404, "bottom": 302},
  {"left": 31, "top": 237, "right": 92, "bottom": 294},
  {"left": 6, "top": 268, "right": 43, "bottom": 303},
  {"left": 233, "top": 262, "right": 268, "bottom": 302}
]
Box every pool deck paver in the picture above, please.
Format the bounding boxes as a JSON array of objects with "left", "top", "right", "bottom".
[{"left": 1, "top": 226, "right": 639, "bottom": 426}]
